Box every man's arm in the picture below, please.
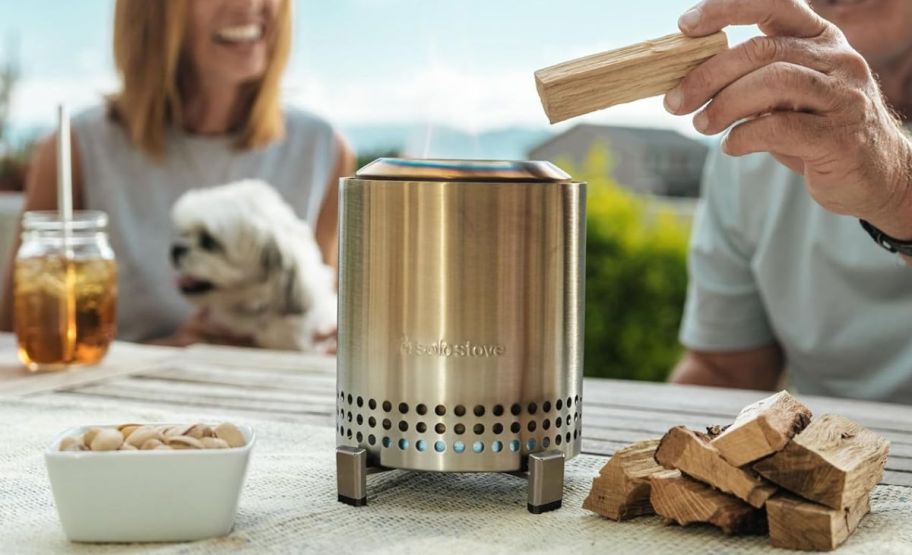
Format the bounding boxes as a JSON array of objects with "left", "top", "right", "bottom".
[{"left": 670, "top": 344, "right": 784, "bottom": 391}]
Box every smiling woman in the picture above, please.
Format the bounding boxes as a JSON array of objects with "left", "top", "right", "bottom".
[{"left": 0, "top": 0, "right": 354, "bottom": 345}]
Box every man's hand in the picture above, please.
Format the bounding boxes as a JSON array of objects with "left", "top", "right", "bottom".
[{"left": 666, "top": 0, "right": 912, "bottom": 241}]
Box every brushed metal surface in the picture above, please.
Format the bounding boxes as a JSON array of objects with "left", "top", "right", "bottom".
[
  {"left": 337, "top": 166, "right": 586, "bottom": 472},
  {"left": 336, "top": 446, "right": 368, "bottom": 505},
  {"left": 356, "top": 158, "right": 573, "bottom": 182},
  {"left": 528, "top": 450, "right": 565, "bottom": 513}
]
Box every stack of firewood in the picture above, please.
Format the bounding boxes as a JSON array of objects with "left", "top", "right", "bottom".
[{"left": 583, "top": 391, "right": 890, "bottom": 551}]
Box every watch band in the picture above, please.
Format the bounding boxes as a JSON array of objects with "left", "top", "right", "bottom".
[{"left": 860, "top": 219, "right": 912, "bottom": 256}]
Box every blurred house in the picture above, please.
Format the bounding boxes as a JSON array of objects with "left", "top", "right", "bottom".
[{"left": 528, "top": 124, "right": 709, "bottom": 198}]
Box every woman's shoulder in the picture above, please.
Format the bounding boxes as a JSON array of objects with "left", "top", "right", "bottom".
[
  {"left": 71, "top": 103, "right": 128, "bottom": 147},
  {"left": 72, "top": 103, "right": 115, "bottom": 130},
  {"left": 282, "top": 106, "right": 339, "bottom": 143}
]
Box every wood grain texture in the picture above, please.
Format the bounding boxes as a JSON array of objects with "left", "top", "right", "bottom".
[
  {"left": 583, "top": 438, "right": 663, "bottom": 520},
  {"left": 754, "top": 414, "right": 890, "bottom": 510},
  {"left": 767, "top": 493, "right": 870, "bottom": 551},
  {"left": 655, "top": 426, "right": 777, "bottom": 508},
  {"left": 534, "top": 32, "right": 728, "bottom": 123},
  {"left": 711, "top": 391, "right": 812, "bottom": 467},
  {"left": 649, "top": 470, "right": 767, "bottom": 536}
]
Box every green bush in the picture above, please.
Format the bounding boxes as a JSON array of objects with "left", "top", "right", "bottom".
[{"left": 562, "top": 145, "right": 691, "bottom": 382}]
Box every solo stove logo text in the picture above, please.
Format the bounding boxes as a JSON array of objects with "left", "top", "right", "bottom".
[{"left": 401, "top": 337, "right": 505, "bottom": 358}]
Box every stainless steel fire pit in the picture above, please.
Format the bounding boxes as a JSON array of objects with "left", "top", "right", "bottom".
[{"left": 335, "top": 158, "right": 586, "bottom": 513}]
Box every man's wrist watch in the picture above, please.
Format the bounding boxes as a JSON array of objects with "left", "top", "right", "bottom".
[{"left": 860, "top": 219, "right": 912, "bottom": 256}]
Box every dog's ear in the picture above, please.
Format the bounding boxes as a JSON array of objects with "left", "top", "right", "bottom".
[
  {"left": 281, "top": 266, "right": 309, "bottom": 316},
  {"left": 260, "top": 238, "right": 284, "bottom": 274},
  {"left": 261, "top": 238, "right": 311, "bottom": 315}
]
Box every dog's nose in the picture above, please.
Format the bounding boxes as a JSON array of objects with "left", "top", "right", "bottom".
[{"left": 171, "top": 244, "right": 188, "bottom": 265}]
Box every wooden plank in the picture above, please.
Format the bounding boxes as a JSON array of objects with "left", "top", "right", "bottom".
[
  {"left": 534, "top": 32, "right": 728, "bottom": 123},
  {"left": 655, "top": 426, "right": 776, "bottom": 508},
  {"left": 754, "top": 415, "right": 890, "bottom": 510},
  {"left": 46, "top": 390, "right": 332, "bottom": 426},
  {"left": 583, "top": 438, "right": 663, "bottom": 520},
  {"left": 711, "top": 391, "right": 812, "bottom": 466},
  {"left": 69, "top": 376, "right": 336, "bottom": 407},
  {"left": 63, "top": 383, "right": 336, "bottom": 418},
  {"left": 0, "top": 340, "right": 179, "bottom": 397},
  {"left": 139, "top": 364, "right": 337, "bottom": 393},
  {"left": 767, "top": 493, "right": 870, "bottom": 552},
  {"left": 649, "top": 470, "right": 767, "bottom": 536},
  {"left": 183, "top": 344, "right": 335, "bottom": 373},
  {"left": 883, "top": 470, "right": 912, "bottom": 487}
]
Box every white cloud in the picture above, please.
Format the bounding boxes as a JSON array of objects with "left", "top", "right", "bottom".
[
  {"left": 9, "top": 74, "right": 118, "bottom": 129},
  {"left": 9, "top": 64, "right": 702, "bottom": 141},
  {"left": 284, "top": 63, "right": 701, "bottom": 137}
]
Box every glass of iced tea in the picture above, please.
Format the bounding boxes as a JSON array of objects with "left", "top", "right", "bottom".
[{"left": 14, "top": 211, "right": 117, "bottom": 372}]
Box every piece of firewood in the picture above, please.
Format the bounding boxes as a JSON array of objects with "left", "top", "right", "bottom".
[
  {"left": 753, "top": 414, "right": 890, "bottom": 510},
  {"left": 583, "top": 438, "right": 663, "bottom": 520},
  {"left": 534, "top": 32, "right": 728, "bottom": 124},
  {"left": 711, "top": 390, "right": 813, "bottom": 467},
  {"left": 655, "top": 426, "right": 777, "bottom": 508},
  {"left": 767, "top": 492, "right": 870, "bottom": 551},
  {"left": 649, "top": 470, "right": 767, "bottom": 536}
]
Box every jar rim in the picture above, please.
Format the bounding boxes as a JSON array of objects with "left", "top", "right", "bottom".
[{"left": 22, "top": 210, "right": 108, "bottom": 231}]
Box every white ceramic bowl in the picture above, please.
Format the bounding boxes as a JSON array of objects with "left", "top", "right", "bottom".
[{"left": 44, "top": 424, "right": 255, "bottom": 543}]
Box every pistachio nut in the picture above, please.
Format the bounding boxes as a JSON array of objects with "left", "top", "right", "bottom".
[
  {"left": 214, "top": 422, "right": 246, "bottom": 448},
  {"left": 82, "top": 427, "right": 102, "bottom": 446},
  {"left": 140, "top": 438, "right": 164, "bottom": 450},
  {"left": 90, "top": 428, "right": 124, "bottom": 451},
  {"left": 165, "top": 435, "right": 204, "bottom": 449},
  {"left": 200, "top": 437, "right": 229, "bottom": 449},
  {"left": 185, "top": 423, "right": 214, "bottom": 439},
  {"left": 126, "top": 426, "right": 162, "bottom": 448},
  {"left": 59, "top": 436, "right": 86, "bottom": 452}
]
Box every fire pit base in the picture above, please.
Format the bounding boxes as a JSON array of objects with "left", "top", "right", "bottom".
[{"left": 335, "top": 446, "right": 566, "bottom": 514}]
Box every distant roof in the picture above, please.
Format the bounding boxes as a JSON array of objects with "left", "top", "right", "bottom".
[{"left": 529, "top": 123, "right": 706, "bottom": 154}]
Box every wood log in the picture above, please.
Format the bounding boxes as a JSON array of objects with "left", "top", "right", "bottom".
[
  {"left": 655, "top": 426, "right": 777, "bottom": 508},
  {"left": 711, "top": 390, "right": 813, "bottom": 467},
  {"left": 766, "top": 493, "right": 870, "bottom": 551},
  {"left": 534, "top": 32, "right": 728, "bottom": 124},
  {"left": 582, "top": 438, "right": 663, "bottom": 520},
  {"left": 649, "top": 470, "right": 767, "bottom": 536},
  {"left": 753, "top": 414, "right": 890, "bottom": 510}
]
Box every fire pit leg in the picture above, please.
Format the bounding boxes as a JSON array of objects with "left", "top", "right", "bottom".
[
  {"left": 527, "top": 450, "right": 565, "bottom": 514},
  {"left": 336, "top": 446, "right": 368, "bottom": 507}
]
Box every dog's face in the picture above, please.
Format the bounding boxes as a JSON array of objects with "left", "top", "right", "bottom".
[{"left": 170, "top": 180, "right": 297, "bottom": 310}]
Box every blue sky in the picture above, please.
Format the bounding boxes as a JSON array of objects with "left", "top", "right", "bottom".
[{"left": 0, "top": 0, "right": 758, "bottom": 135}]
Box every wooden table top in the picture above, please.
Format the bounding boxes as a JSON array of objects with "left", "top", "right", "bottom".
[{"left": 2, "top": 333, "right": 909, "bottom": 488}]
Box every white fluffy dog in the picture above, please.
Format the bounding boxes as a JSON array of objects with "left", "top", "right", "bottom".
[{"left": 170, "top": 180, "right": 336, "bottom": 352}]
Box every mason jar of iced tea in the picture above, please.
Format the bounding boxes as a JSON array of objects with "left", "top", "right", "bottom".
[{"left": 14, "top": 211, "right": 117, "bottom": 371}]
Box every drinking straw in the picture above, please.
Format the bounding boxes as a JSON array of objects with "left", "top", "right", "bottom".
[{"left": 57, "top": 104, "right": 77, "bottom": 363}]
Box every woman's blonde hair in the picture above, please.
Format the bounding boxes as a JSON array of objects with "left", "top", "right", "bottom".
[{"left": 109, "top": 0, "right": 291, "bottom": 158}]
